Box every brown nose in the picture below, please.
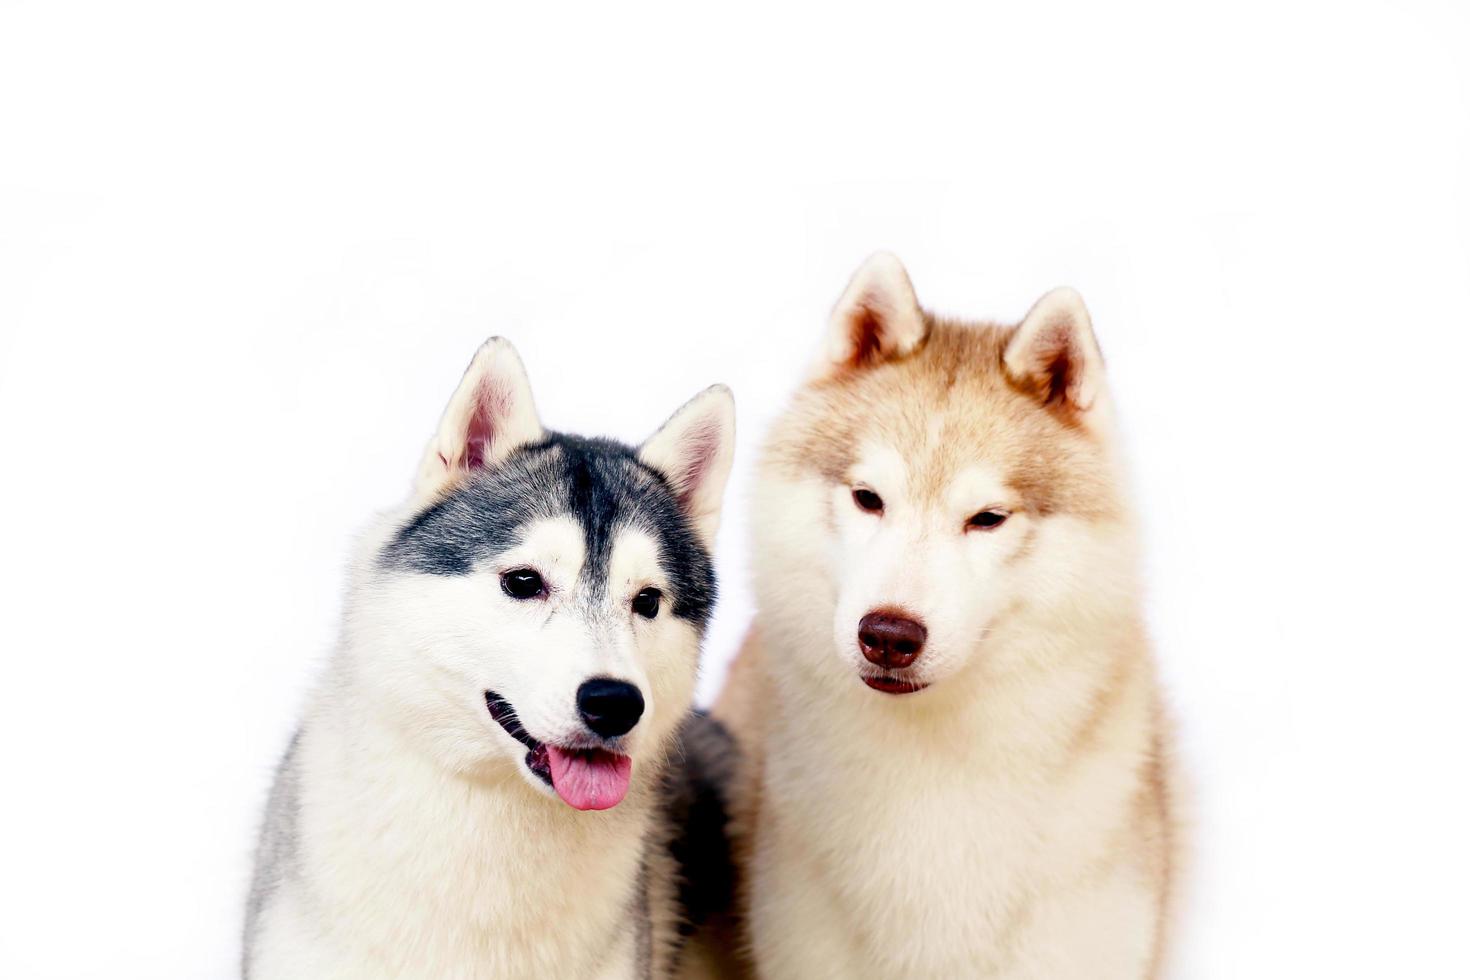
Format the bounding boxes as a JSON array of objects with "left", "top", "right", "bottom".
[{"left": 858, "top": 611, "right": 927, "bottom": 669}]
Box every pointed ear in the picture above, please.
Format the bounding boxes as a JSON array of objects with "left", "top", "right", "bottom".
[
  {"left": 414, "top": 338, "right": 544, "bottom": 501},
  {"left": 638, "top": 385, "right": 736, "bottom": 548},
  {"left": 1003, "top": 287, "right": 1105, "bottom": 419},
  {"left": 813, "top": 252, "right": 928, "bottom": 379}
]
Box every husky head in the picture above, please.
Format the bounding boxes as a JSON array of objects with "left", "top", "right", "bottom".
[
  {"left": 351, "top": 339, "right": 734, "bottom": 810},
  {"left": 754, "top": 254, "right": 1133, "bottom": 702}
]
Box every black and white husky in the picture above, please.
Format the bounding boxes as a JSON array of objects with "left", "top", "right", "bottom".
[{"left": 244, "top": 338, "right": 737, "bottom": 979}]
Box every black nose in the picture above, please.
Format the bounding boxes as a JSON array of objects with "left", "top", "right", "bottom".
[
  {"left": 858, "top": 610, "right": 928, "bottom": 669},
  {"left": 576, "top": 678, "right": 645, "bottom": 739}
]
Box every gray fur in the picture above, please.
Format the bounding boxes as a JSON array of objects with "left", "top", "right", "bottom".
[
  {"left": 381, "top": 434, "right": 717, "bottom": 627},
  {"left": 633, "top": 855, "right": 654, "bottom": 980},
  {"left": 663, "top": 712, "right": 740, "bottom": 937},
  {"left": 242, "top": 730, "right": 301, "bottom": 979}
]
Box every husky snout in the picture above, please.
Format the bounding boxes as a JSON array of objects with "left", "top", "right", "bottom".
[{"left": 576, "top": 678, "right": 645, "bottom": 738}]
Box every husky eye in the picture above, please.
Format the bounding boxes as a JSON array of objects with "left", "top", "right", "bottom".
[
  {"left": 501, "top": 568, "right": 546, "bottom": 600},
  {"left": 966, "top": 510, "right": 1010, "bottom": 532},
  {"left": 852, "top": 488, "right": 884, "bottom": 514},
  {"left": 632, "top": 587, "right": 662, "bottom": 619}
]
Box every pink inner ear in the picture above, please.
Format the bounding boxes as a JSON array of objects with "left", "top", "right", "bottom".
[
  {"left": 464, "top": 376, "right": 512, "bottom": 471},
  {"left": 672, "top": 419, "right": 721, "bottom": 512}
]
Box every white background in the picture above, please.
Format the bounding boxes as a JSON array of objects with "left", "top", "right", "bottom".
[{"left": 3, "top": 1, "right": 1468, "bottom": 977}]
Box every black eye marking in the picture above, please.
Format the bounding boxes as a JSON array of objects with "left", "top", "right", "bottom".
[
  {"left": 966, "top": 510, "right": 1010, "bottom": 532},
  {"left": 632, "top": 587, "right": 662, "bottom": 619},
  {"left": 501, "top": 568, "right": 546, "bottom": 600},
  {"left": 852, "top": 487, "right": 884, "bottom": 514}
]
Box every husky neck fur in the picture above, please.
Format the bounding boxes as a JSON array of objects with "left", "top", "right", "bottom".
[
  {"left": 244, "top": 338, "right": 736, "bottom": 979},
  {"left": 714, "top": 255, "right": 1177, "bottom": 979}
]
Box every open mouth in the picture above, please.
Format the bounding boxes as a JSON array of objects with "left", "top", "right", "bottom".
[
  {"left": 485, "top": 690, "right": 551, "bottom": 781},
  {"left": 484, "top": 691, "right": 633, "bottom": 811},
  {"left": 861, "top": 674, "right": 930, "bottom": 696}
]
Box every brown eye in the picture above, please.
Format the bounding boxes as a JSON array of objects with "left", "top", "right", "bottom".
[
  {"left": 852, "top": 488, "right": 884, "bottom": 514},
  {"left": 501, "top": 568, "right": 546, "bottom": 599},
  {"left": 967, "top": 510, "right": 1009, "bottom": 531},
  {"left": 632, "top": 587, "right": 662, "bottom": 619}
]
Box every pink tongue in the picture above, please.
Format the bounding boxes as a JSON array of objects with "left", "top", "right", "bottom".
[{"left": 546, "top": 746, "right": 633, "bottom": 810}]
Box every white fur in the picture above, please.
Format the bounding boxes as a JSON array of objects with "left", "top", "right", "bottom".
[{"left": 834, "top": 450, "right": 1028, "bottom": 688}]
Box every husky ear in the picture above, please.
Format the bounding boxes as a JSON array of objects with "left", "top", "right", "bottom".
[
  {"left": 414, "top": 338, "right": 544, "bottom": 501},
  {"left": 1003, "top": 287, "right": 1105, "bottom": 418},
  {"left": 638, "top": 385, "right": 736, "bottom": 547},
  {"left": 813, "top": 252, "right": 928, "bottom": 379}
]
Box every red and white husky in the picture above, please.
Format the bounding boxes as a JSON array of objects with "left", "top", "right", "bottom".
[{"left": 715, "top": 254, "right": 1179, "bottom": 979}]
